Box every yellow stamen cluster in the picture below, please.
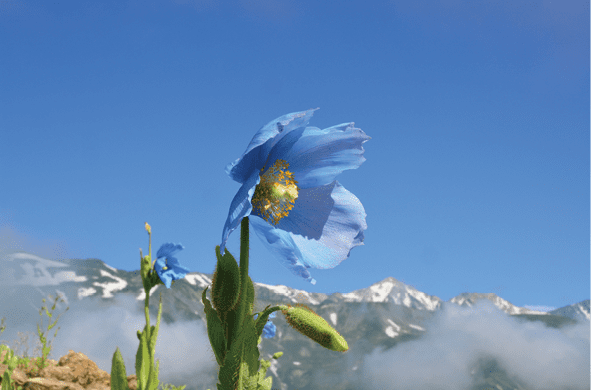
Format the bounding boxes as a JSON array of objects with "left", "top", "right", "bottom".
[{"left": 252, "top": 159, "right": 299, "bottom": 225}]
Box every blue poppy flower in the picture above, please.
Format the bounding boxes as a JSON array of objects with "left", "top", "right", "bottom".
[
  {"left": 254, "top": 312, "right": 277, "bottom": 339},
  {"left": 154, "top": 243, "right": 190, "bottom": 288},
  {"left": 221, "top": 108, "right": 370, "bottom": 284}
]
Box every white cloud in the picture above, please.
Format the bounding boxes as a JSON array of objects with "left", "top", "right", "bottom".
[{"left": 362, "top": 300, "right": 589, "bottom": 390}]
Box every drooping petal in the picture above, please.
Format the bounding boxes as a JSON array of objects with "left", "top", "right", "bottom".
[
  {"left": 287, "top": 182, "right": 366, "bottom": 267},
  {"left": 156, "top": 243, "right": 184, "bottom": 260},
  {"left": 249, "top": 215, "right": 316, "bottom": 284},
  {"left": 225, "top": 108, "right": 318, "bottom": 184},
  {"left": 250, "top": 181, "right": 367, "bottom": 284},
  {"left": 265, "top": 122, "right": 371, "bottom": 189},
  {"left": 220, "top": 169, "right": 260, "bottom": 255}
]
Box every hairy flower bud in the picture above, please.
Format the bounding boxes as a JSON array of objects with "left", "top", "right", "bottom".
[
  {"left": 211, "top": 246, "right": 241, "bottom": 313},
  {"left": 282, "top": 304, "right": 348, "bottom": 352}
]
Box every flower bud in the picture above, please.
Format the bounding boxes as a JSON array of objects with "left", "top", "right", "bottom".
[
  {"left": 212, "top": 246, "right": 241, "bottom": 313},
  {"left": 272, "top": 351, "right": 283, "bottom": 359},
  {"left": 282, "top": 304, "right": 348, "bottom": 352},
  {"left": 144, "top": 222, "right": 151, "bottom": 234}
]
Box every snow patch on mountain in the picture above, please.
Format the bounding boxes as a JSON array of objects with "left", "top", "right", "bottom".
[
  {"left": 385, "top": 319, "right": 401, "bottom": 338},
  {"left": 549, "top": 299, "right": 590, "bottom": 322},
  {"left": 94, "top": 270, "right": 127, "bottom": 298},
  {"left": 408, "top": 323, "right": 425, "bottom": 331},
  {"left": 185, "top": 273, "right": 212, "bottom": 289},
  {"left": 255, "top": 282, "right": 327, "bottom": 305},
  {"left": 341, "top": 277, "right": 442, "bottom": 311},
  {"left": 449, "top": 293, "right": 551, "bottom": 316},
  {"left": 330, "top": 312, "right": 337, "bottom": 326}
]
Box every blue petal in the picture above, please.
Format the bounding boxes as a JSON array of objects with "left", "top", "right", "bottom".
[
  {"left": 250, "top": 181, "right": 367, "bottom": 284},
  {"left": 154, "top": 257, "right": 190, "bottom": 288},
  {"left": 165, "top": 256, "right": 191, "bottom": 275},
  {"left": 250, "top": 215, "right": 316, "bottom": 284},
  {"left": 265, "top": 122, "right": 371, "bottom": 189},
  {"left": 225, "top": 108, "right": 318, "bottom": 184},
  {"left": 156, "top": 243, "right": 185, "bottom": 260},
  {"left": 220, "top": 169, "right": 260, "bottom": 255},
  {"left": 154, "top": 243, "right": 190, "bottom": 288},
  {"left": 262, "top": 321, "right": 276, "bottom": 339}
]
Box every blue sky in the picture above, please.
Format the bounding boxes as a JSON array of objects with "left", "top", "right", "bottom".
[{"left": 1, "top": 0, "right": 588, "bottom": 313}]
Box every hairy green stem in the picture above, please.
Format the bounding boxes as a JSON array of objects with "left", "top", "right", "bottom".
[
  {"left": 239, "top": 216, "right": 250, "bottom": 303},
  {"left": 228, "top": 216, "right": 250, "bottom": 351},
  {"left": 144, "top": 234, "right": 152, "bottom": 342}
]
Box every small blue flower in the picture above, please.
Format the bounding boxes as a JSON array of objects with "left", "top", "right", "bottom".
[
  {"left": 154, "top": 243, "right": 190, "bottom": 288},
  {"left": 221, "top": 108, "right": 370, "bottom": 284},
  {"left": 254, "top": 312, "right": 277, "bottom": 339},
  {"left": 262, "top": 321, "right": 276, "bottom": 339}
]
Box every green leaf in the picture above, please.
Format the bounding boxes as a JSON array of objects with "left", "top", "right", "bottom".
[
  {"left": 135, "top": 324, "right": 150, "bottom": 390},
  {"left": 202, "top": 287, "right": 227, "bottom": 367},
  {"left": 110, "top": 347, "right": 131, "bottom": 390},
  {"left": 216, "top": 312, "right": 260, "bottom": 390},
  {"left": 144, "top": 292, "right": 162, "bottom": 390},
  {"left": 148, "top": 293, "right": 163, "bottom": 363},
  {"left": 147, "top": 358, "right": 160, "bottom": 390}
]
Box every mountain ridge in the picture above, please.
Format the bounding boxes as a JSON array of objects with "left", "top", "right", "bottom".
[{"left": 1, "top": 251, "right": 588, "bottom": 390}]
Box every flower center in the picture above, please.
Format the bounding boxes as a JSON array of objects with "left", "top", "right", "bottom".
[{"left": 252, "top": 159, "right": 299, "bottom": 225}]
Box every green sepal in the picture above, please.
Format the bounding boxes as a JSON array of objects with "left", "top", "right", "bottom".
[
  {"left": 202, "top": 287, "right": 227, "bottom": 367},
  {"left": 212, "top": 246, "right": 241, "bottom": 313},
  {"left": 282, "top": 304, "right": 348, "bottom": 352},
  {"left": 110, "top": 347, "right": 131, "bottom": 390}
]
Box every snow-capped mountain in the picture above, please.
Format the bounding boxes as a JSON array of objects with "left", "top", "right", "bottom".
[
  {"left": 0, "top": 252, "right": 587, "bottom": 390},
  {"left": 548, "top": 299, "right": 590, "bottom": 322}
]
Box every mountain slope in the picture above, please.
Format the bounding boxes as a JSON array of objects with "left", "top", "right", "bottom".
[{"left": 1, "top": 252, "right": 588, "bottom": 390}]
